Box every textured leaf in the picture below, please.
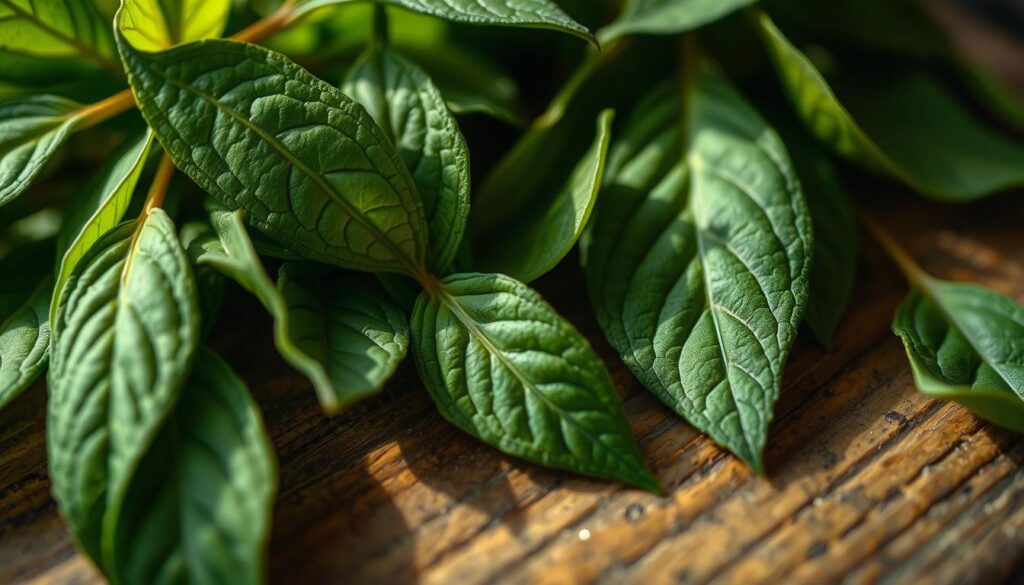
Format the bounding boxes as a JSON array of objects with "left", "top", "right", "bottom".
[
  {"left": 48, "top": 209, "right": 200, "bottom": 565},
  {"left": 107, "top": 347, "right": 277, "bottom": 585},
  {"left": 0, "top": 0, "right": 119, "bottom": 72},
  {"left": 293, "top": 0, "right": 594, "bottom": 44},
  {"left": 758, "top": 11, "right": 1024, "bottom": 201},
  {"left": 118, "top": 0, "right": 231, "bottom": 51},
  {"left": 780, "top": 125, "right": 856, "bottom": 346},
  {"left": 583, "top": 77, "right": 812, "bottom": 471},
  {"left": 118, "top": 37, "right": 429, "bottom": 277},
  {"left": 189, "top": 206, "right": 409, "bottom": 412},
  {"left": 411, "top": 272, "right": 658, "bottom": 491},
  {"left": 599, "top": 0, "right": 755, "bottom": 43},
  {"left": 278, "top": 262, "right": 410, "bottom": 410},
  {"left": 894, "top": 279, "right": 1024, "bottom": 433},
  {"left": 54, "top": 130, "right": 155, "bottom": 313},
  {"left": 343, "top": 45, "right": 470, "bottom": 272},
  {"left": 0, "top": 239, "right": 53, "bottom": 409},
  {"left": 473, "top": 109, "right": 612, "bottom": 283},
  {"left": 0, "top": 95, "right": 85, "bottom": 207}
]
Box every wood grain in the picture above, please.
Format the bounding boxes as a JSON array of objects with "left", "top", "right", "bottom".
[{"left": 2, "top": 186, "right": 1024, "bottom": 584}]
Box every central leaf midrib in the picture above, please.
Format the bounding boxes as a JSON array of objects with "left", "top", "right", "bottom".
[
  {"left": 148, "top": 63, "right": 422, "bottom": 275},
  {"left": 436, "top": 285, "right": 643, "bottom": 475}
]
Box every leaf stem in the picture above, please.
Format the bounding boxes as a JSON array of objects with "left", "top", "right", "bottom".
[
  {"left": 144, "top": 155, "right": 176, "bottom": 213},
  {"left": 75, "top": 89, "right": 136, "bottom": 129},
  {"left": 232, "top": 1, "right": 299, "bottom": 44},
  {"left": 855, "top": 206, "right": 930, "bottom": 290},
  {"left": 535, "top": 37, "right": 629, "bottom": 128}
]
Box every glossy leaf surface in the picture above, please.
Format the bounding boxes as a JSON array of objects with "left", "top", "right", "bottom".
[
  {"left": 119, "top": 37, "right": 429, "bottom": 276},
  {"left": 412, "top": 272, "right": 658, "bottom": 491},
  {"left": 894, "top": 279, "right": 1024, "bottom": 433},
  {"left": 343, "top": 44, "right": 470, "bottom": 272},
  {"left": 118, "top": 0, "right": 231, "bottom": 50}
]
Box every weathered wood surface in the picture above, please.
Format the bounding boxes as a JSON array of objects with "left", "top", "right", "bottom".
[{"left": 2, "top": 183, "right": 1024, "bottom": 584}]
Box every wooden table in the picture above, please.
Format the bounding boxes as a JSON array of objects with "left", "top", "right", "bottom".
[{"left": 2, "top": 180, "right": 1024, "bottom": 584}]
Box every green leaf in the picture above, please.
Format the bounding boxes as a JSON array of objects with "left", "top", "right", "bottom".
[
  {"left": 189, "top": 206, "right": 409, "bottom": 413},
  {"left": 0, "top": 95, "right": 85, "bottom": 208},
  {"left": 412, "top": 47, "right": 524, "bottom": 125},
  {"left": 107, "top": 347, "right": 277, "bottom": 585},
  {"left": 0, "top": 0, "right": 120, "bottom": 74},
  {"left": 342, "top": 44, "right": 470, "bottom": 273},
  {"left": 411, "top": 272, "right": 658, "bottom": 492},
  {"left": 0, "top": 239, "right": 53, "bottom": 409},
  {"left": 893, "top": 279, "right": 1024, "bottom": 433},
  {"left": 117, "top": 0, "right": 231, "bottom": 51},
  {"left": 292, "top": 0, "right": 595, "bottom": 44},
  {"left": 118, "top": 37, "right": 430, "bottom": 277},
  {"left": 758, "top": 11, "right": 1024, "bottom": 202},
  {"left": 599, "top": 0, "right": 755, "bottom": 43},
  {"left": 472, "top": 109, "right": 612, "bottom": 283},
  {"left": 780, "top": 124, "right": 856, "bottom": 346},
  {"left": 582, "top": 76, "right": 813, "bottom": 472},
  {"left": 277, "top": 262, "right": 410, "bottom": 410},
  {"left": 54, "top": 130, "right": 155, "bottom": 317},
  {"left": 48, "top": 209, "right": 200, "bottom": 566}
]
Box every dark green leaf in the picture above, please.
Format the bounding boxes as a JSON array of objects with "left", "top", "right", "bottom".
[
  {"left": 583, "top": 76, "right": 812, "bottom": 472},
  {"left": 343, "top": 44, "right": 470, "bottom": 272},
  {"left": 0, "top": 239, "right": 53, "bottom": 409},
  {"left": 758, "top": 11, "right": 1024, "bottom": 201},
  {"left": 411, "top": 272, "right": 658, "bottom": 492},
  {"left": 894, "top": 279, "right": 1024, "bottom": 433},
  {"left": 599, "top": 0, "right": 755, "bottom": 43},
  {"left": 472, "top": 109, "right": 612, "bottom": 282},
  {"left": 293, "top": 0, "right": 595, "bottom": 44},
  {"left": 118, "top": 37, "right": 430, "bottom": 277},
  {"left": 780, "top": 125, "right": 856, "bottom": 346},
  {"left": 0, "top": 95, "right": 85, "bottom": 207},
  {"left": 107, "top": 347, "right": 277, "bottom": 585},
  {"left": 189, "top": 206, "right": 409, "bottom": 413},
  {"left": 48, "top": 209, "right": 200, "bottom": 565}
]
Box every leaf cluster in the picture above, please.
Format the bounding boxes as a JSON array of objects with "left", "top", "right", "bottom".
[{"left": 2, "top": 0, "right": 1024, "bottom": 579}]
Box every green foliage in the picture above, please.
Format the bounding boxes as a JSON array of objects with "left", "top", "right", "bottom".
[
  {"left": 412, "top": 272, "right": 659, "bottom": 491},
  {"left": 0, "top": 238, "right": 53, "bottom": 408},
  {"left": 894, "top": 278, "right": 1024, "bottom": 433},
  {"left": 4, "top": 0, "right": 1024, "bottom": 577}
]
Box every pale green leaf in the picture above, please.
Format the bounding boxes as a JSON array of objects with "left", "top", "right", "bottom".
[
  {"left": 583, "top": 76, "right": 812, "bottom": 472},
  {"left": 118, "top": 37, "right": 429, "bottom": 277},
  {"left": 411, "top": 272, "right": 659, "bottom": 491},
  {"left": 0, "top": 0, "right": 120, "bottom": 74},
  {"left": 758, "top": 11, "right": 1024, "bottom": 201},
  {"left": 48, "top": 209, "right": 200, "bottom": 566},
  {"left": 189, "top": 206, "right": 409, "bottom": 413},
  {"left": 107, "top": 347, "right": 277, "bottom": 585},
  {"left": 342, "top": 44, "right": 470, "bottom": 272},
  {"left": 0, "top": 239, "right": 53, "bottom": 409},
  {"left": 894, "top": 279, "right": 1024, "bottom": 433},
  {"left": 0, "top": 95, "right": 85, "bottom": 207},
  {"left": 118, "top": 0, "right": 231, "bottom": 51},
  {"left": 53, "top": 130, "right": 155, "bottom": 317},
  {"left": 473, "top": 109, "right": 612, "bottom": 283},
  {"left": 599, "top": 0, "right": 755, "bottom": 43},
  {"left": 293, "top": 0, "right": 595, "bottom": 44}
]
